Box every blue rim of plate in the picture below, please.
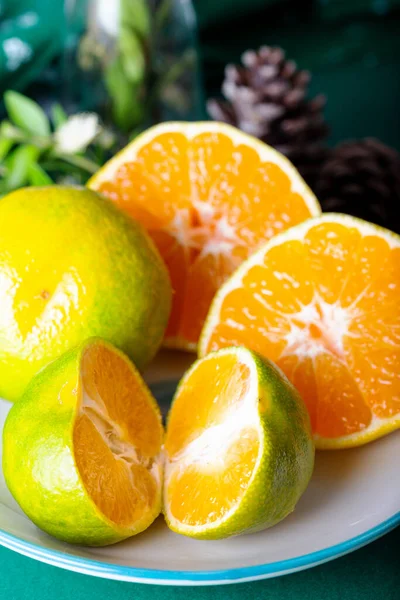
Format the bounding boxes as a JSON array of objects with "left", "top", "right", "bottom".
[{"left": 0, "top": 512, "right": 399, "bottom": 585}]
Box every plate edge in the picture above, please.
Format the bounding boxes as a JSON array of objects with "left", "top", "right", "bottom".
[{"left": 0, "top": 512, "right": 399, "bottom": 585}]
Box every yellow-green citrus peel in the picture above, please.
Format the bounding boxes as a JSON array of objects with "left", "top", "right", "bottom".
[
  {"left": 164, "top": 346, "right": 315, "bottom": 539},
  {"left": 0, "top": 186, "right": 171, "bottom": 401},
  {"left": 2, "top": 338, "right": 164, "bottom": 546}
]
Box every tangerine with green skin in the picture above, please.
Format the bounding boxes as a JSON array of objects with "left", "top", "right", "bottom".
[
  {"left": 164, "top": 347, "right": 315, "bottom": 539},
  {"left": 0, "top": 186, "right": 171, "bottom": 401},
  {"left": 2, "top": 338, "right": 164, "bottom": 546}
]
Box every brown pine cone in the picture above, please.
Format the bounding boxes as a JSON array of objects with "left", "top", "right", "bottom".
[
  {"left": 207, "top": 46, "right": 329, "bottom": 188},
  {"left": 315, "top": 139, "right": 400, "bottom": 233}
]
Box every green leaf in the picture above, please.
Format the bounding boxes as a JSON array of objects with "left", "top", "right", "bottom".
[
  {"left": 0, "top": 179, "right": 10, "bottom": 198},
  {"left": 56, "top": 153, "right": 100, "bottom": 175},
  {"left": 0, "top": 120, "right": 23, "bottom": 141},
  {"left": 119, "top": 27, "right": 146, "bottom": 84},
  {"left": 121, "top": 0, "right": 151, "bottom": 40},
  {"left": 3, "top": 145, "right": 41, "bottom": 191},
  {"left": 51, "top": 104, "right": 68, "bottom": 129},
  {"left": 28, "top": 163, "right": 53, "bottom": 186},
  {"left": 105, "top": 58, "right": 145, "bottom": 131},
  {"left": 4, "top": 91, "right": 51, "bottom": 137},
  {"left": 0, "top": 137, "right": 13, "bottom": 162}
]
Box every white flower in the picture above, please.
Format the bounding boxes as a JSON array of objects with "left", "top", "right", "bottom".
[
  {"left": 93, "top": 0, "right": 120, "bottom": 38},
  {"left": 55, "top": 113, "right": 100, "bottom": 154}
]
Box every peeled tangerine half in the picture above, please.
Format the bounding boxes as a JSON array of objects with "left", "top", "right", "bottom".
[
  {"left": 3, "top": 338, "right": 163, "bottom": 546},
  {"left": 200, "top": 214, "right": 400, "bottom": 449},
  {"left": 163, "top": 347, "right": 314, "bottom": 539}
]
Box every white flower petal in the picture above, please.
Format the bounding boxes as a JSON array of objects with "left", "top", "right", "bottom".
[
  {"left": 55, "top": 113, "right": 100, "bottom": 154},
  {"left": 93, "top": 0, "right": 120, "bottom": 38}
]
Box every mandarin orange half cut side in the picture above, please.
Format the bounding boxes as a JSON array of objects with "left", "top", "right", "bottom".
[
  {"left": 163, "top": 347, "right": 314, "bottom": 539},
  {"left": 200, "top": 215, "right": 400, "bottom": 449},
  {"left": 89, "top": 122, "right": 320, "bottom": 350},
  {"left": 3, "top": 338, "right": 164, "bottom": 545}
]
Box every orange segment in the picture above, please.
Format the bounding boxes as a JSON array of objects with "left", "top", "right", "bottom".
[
  {"left": 179, "top": 251, "right": 235, "bottom": 346},
  {"left": 344, "top": 344, "right": 400, "bottom": 418},
  {"left": 277, "top": 356, "right": 319, "bottom": 432},
  {"left": 340, "top": 235, "right": 391, "bottom": 307},
  {"left": 165, "top": 353, "right": 251, "bottom": 457},
  {"left": 74, "top": 414, "right": 157, "bottom": 527},
  {"left": 354, "top": 246, "right": 400, "bottom": 312},
  {"left": 166, "top": 428, "right": 259, "bottom": 526},
  {"left": 259, "top": 240, "right": 315, "bottom": 312},
  {"left": 200, "top": 215, "right": 400, "bottom": 449},
  {"left": 314, "top": 352, "right": 371, "bottom": 437},
  {"left": 304, "top": 222, "right": 362, "bottom": 304},
  {"left": 164, "top": 351, "right": 259, "bottom": 527},
  {"left": 90, "top": 122, "right": 320, "bottom": 349},
  {"left": 73, "top": 342, "right": 163, "bottom": 528},
  {"left": 99, "top": 132, "right": 191, "bottom": 227},
  {"left": 189, "top": 131, "right": 257, "bottom": 207}
]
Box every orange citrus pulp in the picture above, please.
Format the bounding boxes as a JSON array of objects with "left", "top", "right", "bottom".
[
  {"left": 89, "top": 123, "right": 320, "bottom": 349},
  {"left": 165, "top": 353, "right": 257, "bottom": 527},
  {"left": 74, "top": 341, "right": 164, "bottom": 529},
  {"left": 2, "top": 338, "right": 164, "bottom": 545},
  {"left": 163, "top": 346, "right": 314, "bottom": 539},
  {"left": 200, "top": 215, "right": 400, "bottom": 449}
]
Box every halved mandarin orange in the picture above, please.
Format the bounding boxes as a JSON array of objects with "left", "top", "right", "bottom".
[
  {"left": 163, "top": 347, "right": 314, "bottom": 539},
  {"left": 200, "top": 215, "right": 400, "bottom": 449},
  {"left": 89, "top": 122, "right": 320, "bottom": 350},
  {"left": 3, "top": 338, "right": 163, "bottom": 546}
]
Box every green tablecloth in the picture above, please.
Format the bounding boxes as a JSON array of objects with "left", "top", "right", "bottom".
[{"left": 0, "top": 527, "right": 399, "bottom": 598}]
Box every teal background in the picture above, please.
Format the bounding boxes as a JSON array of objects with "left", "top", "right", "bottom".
[
  {"left": 0, "top": 526, "right": 399, "bottom": 598},
  {"left": 1, "top": 0, "right": 399, "bottom": 597},
  {"left": 1, "top": 0, "right": 400, "bottom": 147},
  {"left": 196, "top": 0, "right": 400, "bottom": 149},
  {"left": 0, "top": 0, "right": 64, "bottom": 90}
]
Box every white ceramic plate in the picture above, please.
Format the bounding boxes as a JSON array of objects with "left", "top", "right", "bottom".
[{"left": 0, "top": 351, "right": 399, "bottom": 586}]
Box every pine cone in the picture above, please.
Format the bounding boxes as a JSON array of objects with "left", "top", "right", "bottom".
[
  {"left": 315, "top": 139, "right": 400, "bottom": 233},
  {"left": 207, "top": 46, "right": 329, "bottom": 188}
]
